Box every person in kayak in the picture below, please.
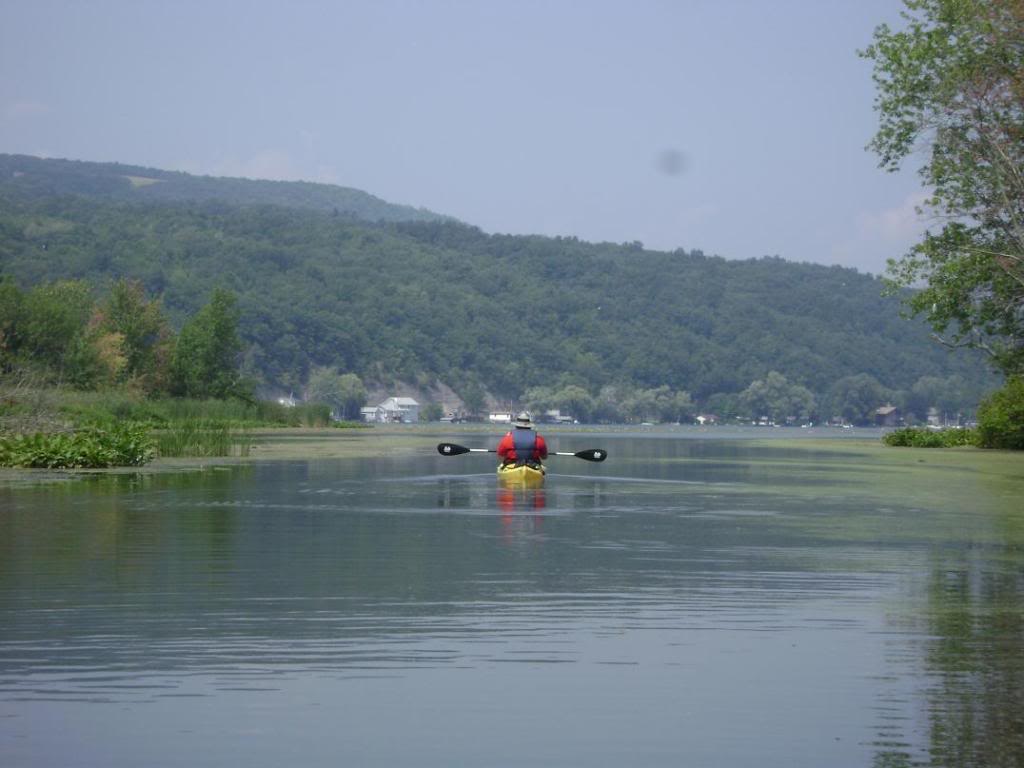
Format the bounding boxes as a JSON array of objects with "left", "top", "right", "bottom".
[{"left": 496, "top": 411, "right": 548, "bottom": 468}]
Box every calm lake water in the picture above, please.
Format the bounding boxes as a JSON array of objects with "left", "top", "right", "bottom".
[{"left": 2, "top": 429, "right": 1023, "bottom": 767}]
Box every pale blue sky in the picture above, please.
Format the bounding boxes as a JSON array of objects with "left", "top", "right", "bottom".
[{"left": 1, "top": 0, "right": 922, "bottom": 274}]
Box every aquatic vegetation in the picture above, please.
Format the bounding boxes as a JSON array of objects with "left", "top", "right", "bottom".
[
  {"left": 152, "top": 420, "right": 253, "bottom": 458},
  {"left": 0, "top": 423, "right": 155, "bottom": 468}
]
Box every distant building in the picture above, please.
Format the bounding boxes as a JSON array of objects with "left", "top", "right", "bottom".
[
  {"left": 360, "top": 398, "right": 420, "bottom": 423},
  {"left": 541, "top": 409, "right": 575, "bottom": 424},
  {"left": 380, "top": 397, "right": 420, "bottom": 423},
  {"left": 360, "top": 406, "right": 384, "bottom": 423},
  {"left": 875, "top": 405, "right": 901, "bottom": 427},
  {"left": 277, "top": 393, "right": 298, "bottom": 408},
  {"left": 488, "top": 412, "right": 512, "bottom": 424}
]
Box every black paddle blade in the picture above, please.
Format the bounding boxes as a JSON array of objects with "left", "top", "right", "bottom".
[
  {"left": 575, "top": 448, "right": 608, "bottom": 462},
  {"left": 437, "top": 442, "right": 471, "bottom": 456}
]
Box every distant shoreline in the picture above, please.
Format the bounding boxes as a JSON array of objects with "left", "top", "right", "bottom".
[{"left": 6, "top": 425, "right": 1013, "bottom": 491}]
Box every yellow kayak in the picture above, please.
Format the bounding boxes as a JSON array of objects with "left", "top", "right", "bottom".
[{"left": 496, "top": 463, "right": 546, "bottom": 486}]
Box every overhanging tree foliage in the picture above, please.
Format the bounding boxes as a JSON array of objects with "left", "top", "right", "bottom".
[{"left": 862, "top": 0, "right": 1024, "bottom": 374}]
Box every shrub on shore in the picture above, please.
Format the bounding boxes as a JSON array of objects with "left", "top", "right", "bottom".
[
  {"left": 975, "top": 377, "right": 1024, "bottom": 450},
  {"left": 882, "top": 426, "right": 978, "bottom": 448}
]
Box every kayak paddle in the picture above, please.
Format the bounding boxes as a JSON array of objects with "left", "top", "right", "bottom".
[
  {"left": 554, "top": 448, "right": 607, "bottom": 462},
  {"left": 437, "top": 443, "right": 494, "bottom": 456},
  {"left": 437, "top": 443, "right": 607, "bottom": 462}
]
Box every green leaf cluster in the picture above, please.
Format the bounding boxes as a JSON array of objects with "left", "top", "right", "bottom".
[
  {"left": 168, "top": 288, "right": 247, "bottom": 399},
  {"left": 0, "top": 278, "right": 101, "bottom": 386},
  {"left": 94, "top": 279, "right": 174, "bottom": 392},
  {"left": 976, "top": 376, "right": 1024, "bottom": 448},
  {"left": 0, "top": 423, "right": 155, "bottom": 468}
]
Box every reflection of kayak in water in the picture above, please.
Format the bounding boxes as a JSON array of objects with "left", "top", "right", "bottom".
[
  {"left": 496, "top": 463, "right": 546, "bottom": 486},
  {"left": 497, "top": 486, "right": 547, "bottom": 514}
]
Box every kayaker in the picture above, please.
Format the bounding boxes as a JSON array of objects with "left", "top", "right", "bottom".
[{"left": 496, "top": 411, "right": 548, "bottom": 468}]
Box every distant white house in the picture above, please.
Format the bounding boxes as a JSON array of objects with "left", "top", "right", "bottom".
[
  {"left": 542, "top": 409, "right": 574, "bottom": 424},
  {"left": 379, "top": 397, "right": 420, "bottom": 423},
  {"left": 488, "top": 412, "right": 512, "bottom": 424},
  {"left": 360, "top": 406, "right": 384, "bottom": 423}
]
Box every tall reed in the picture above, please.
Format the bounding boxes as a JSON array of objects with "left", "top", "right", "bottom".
[{"left": 154, "top": 420, "right": 254, "bottom": 458}]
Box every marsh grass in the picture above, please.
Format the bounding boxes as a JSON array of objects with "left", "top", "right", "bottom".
[
  {"left": 58, "top": 391, "right": 343, "bottom": 429},
  {"left": 154, "top": 420, "right": 254, "bottom": 458},
  {"left": 0, "top": 384, "right": 357, "bottom": 464}
]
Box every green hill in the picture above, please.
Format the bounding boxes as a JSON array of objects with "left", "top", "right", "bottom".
[
  {"left": 0, "top": 153, "right": 449, "bottom": 223},
  {"left": 0, "top": 154, "right": 996, "bottom": 414}
]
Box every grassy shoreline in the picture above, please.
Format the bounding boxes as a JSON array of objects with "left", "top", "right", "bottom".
[
  {"left": 3, "top": 424, "right": 1022, "bottom": 479},
  {"left": 0, "top": 386, "right": 373, "bottom": 469}
]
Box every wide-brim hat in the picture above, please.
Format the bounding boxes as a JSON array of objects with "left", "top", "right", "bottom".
[{"left": 513, "top": 412, "right": 533, "bottom": 429}]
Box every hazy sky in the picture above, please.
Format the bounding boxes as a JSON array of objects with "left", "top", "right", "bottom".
[{"left": 1, "top": 0, "right": 924, "bottom": 275}]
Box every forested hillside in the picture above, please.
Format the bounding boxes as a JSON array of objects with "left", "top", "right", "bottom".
[
  {"left": 0, "top": 155, "right": 995, "bottom": 417},
  {"left": 0, "top": 154, "right": 448, "bottom": 223}
]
